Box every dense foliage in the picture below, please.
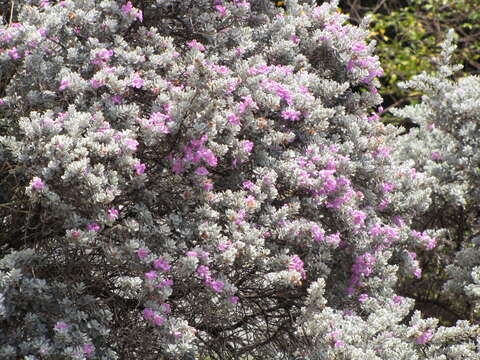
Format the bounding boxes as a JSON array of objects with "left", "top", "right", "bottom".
[
  {"left": 0, "top": 1, "right": 478, "bottom": 359},
  {"left": 339, "top": 0, "right": 480, "bottom": 124}
]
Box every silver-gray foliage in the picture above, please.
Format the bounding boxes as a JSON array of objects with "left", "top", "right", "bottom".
[{"left": 0, "top": 1, "right": 478, "bottom": 359}]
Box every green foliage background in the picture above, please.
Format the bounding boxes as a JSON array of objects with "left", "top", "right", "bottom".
[{"left": 338, "top": 0, "right": 480, "bottom": 126}]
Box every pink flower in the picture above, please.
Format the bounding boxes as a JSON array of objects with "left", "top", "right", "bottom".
[
  {"left": 197, "top": 265, "right": 211, "bottom": 281},
  {"left": 121, "top": 1, "right": 133, "bottom": 14},
  {"left": 289, "top": 255, "right": 306, "bottom": 279},
  {"left": 31, "top": 177, "right": 45, "bottom": 190},
  {"left": 8, "top": 47, "right": 21, "bottom": 59},
  {"left": 393, "top": 216, "right": 405, "bottom": 227},
  {"left": 311, "top": 224, "right": 325, "bottom": 242},
  {"left": 54, "top": 322, "right": 69, "bottom": 330},
  {"left": 218, "top": 241, "right": 231, "bottom": 251},
  {"left": 431, "top": 151, "right": 443, "bottom": 161},
  {"left": 90, "top": 79, "right": 103, "bottom": 88},
  {"left": 215, "top": 5, "right": 227, "bottom": 16},
  {"left": 186, "top": 40, "right": 206, "bottom": 51},
  {"left": 203, "top": 181, "right": 214, "bottom": 191},
  {"left": 196, "top": 166, "right": 209, "bottom": 176},
  {"left": 153, "top": 258, "right": 171, "bottom": 272},
  {"left": 334, "top": 340, "right": 345, "bottom": 347},
  {"left": 196, "top": 148, "right": 217, "bottom": 167},
  {"left": 186, "top": 251, "right": 198, "bottom": 257},
  {"left": 241, "top": 140, "right": 254, "bottom": 154},
  {"left": 393, "top": 295, "right": 403, "bottom": 304},
  {"left": 130, "top": 73, "right": 144, "bottom": 88},
  {"left": 153, "top": 314, "right": 164, "bottom": 326},
  {"left": 358, "top": 293, "right": 369, "bottom": 303},
  {"left": 161, "top": 303, "right": 171, "bottom": 313},
  {"left": 414, "top": 268, "right": 422, "bottom": 278},
  {"left": 87, "top": 222, "right": 100, "bottom": 232},
  {"left": 108, "top": 207, "right": 119, "bottom": 220},
  {"left": 416, "top": 329, "right": 433, "bottom": 344},
  {"left": 162, "top": 279, "right": 174, "bottom": 287},
  {"left": 58, "top": 80, "right": 70, "bottom": 91},
  {"left": 134, "top": 162, "right": 146, "bottom": 175},
  {"left": 137, "top": 248, "right": 149, "bottom": 259},
  {"left": 230, "top": 295, "right": 239, "bottom": 304},
  {"left": 243, "top": 181, "right": 254, "bottom": 190},
  {"left": 227, "top": 113, "right": 240, "bottom": 126},
  {"left": 145, "top": 270, "right": 157, "bottom": 281},
  {"left": 210, "top": 280, "right": 224, "bottom": 293},
  {"left": 143, "top": 308, "right": 154, "bottom": 319},
  {"left": 83, "top": 344, "right": 94, "bottom": 357},
  {"left": 326, "top": 232, "right": 341, "bottom": 246},
  {"left": 382, "top": 182, "right": 395, "bottom": 193},
  {"left": 352, "top": 42, "right": 367, "bottom": 53},
  {"left": 281, "top": 110, "right": 301, "bottom": 121},
  {"left": 351, "top": 210, "right": 367, "bottom": 227},
  {"left": 125, "top": 138, "right": 139, "bottom": 151},
  {"left": 112, "top": 95, "right": 122, "bottom": 104}
]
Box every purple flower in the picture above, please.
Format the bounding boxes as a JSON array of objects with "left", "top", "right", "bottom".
[
  {"left": 153, "top": 314, "right": 164, "bottom": 326},
  {"left": 431, "top": 151, "right": 443, "bottom": 161},
  {"left": 87, "top": 222, "right": 100, "bottom": 232},
  {"left": 352, "top": 42, "right": 367, "bottom": 53},
  {"left": 54, "top": 321, "right": 69, "bottom": 330},
  {"left": 187, "top": 40, "right": 206, "bottom": 51},
  {"left": 227, "top": 113, "right": 240, "bottom": 125},
  {"left": 281, "top": 109, "right": 302, "bottom": 122},
  {"left": 58, "top": 80, "right": 70, "bottom": 91},
  {"left": 416, "top": 329, "right": 433, "bottom": 344},
  {"left": 326, "top": 232, "right": 341, "bottom": 246},
  {"left": 161, "top": 303, "right": 171, "bottom": 313},
  {"left": 358, "top": 293, "right": 369, "bottom": 303},
  {"left": 392, "top": 295, "right": 403, "bottom": 304},
  {"left": 215, "top": 5, "right": 227, "bottom": 16},
  {"left": 241, "top": 140, "right": 254, "bottom": 154},
  {"left": 334, "top": 340, "right": 345, "bottom": 347},
  {"left": 134, "top": 162, "right": 146, "bottom": 175},
  {"left": 197, "top": 265, "right": 211, "bottom": 281},
  {"left": 125, "top": 138, "right": 139, "bottom": 151},
  {"left": 243, "top": 181, "right": 254, "bottom": 190},
  {"left": 145, "top": 270, "right": 157, "bottom": 281},
  {"left": 382, "top": 182, "right": 395, "bottom": 193},
  {"left": 8, "top": 47, "right": 21, "bottom": 59},
  {"left": 195, "top": 166, "right": 209, "bottom": 176},
  {"left": 230, "top": 295, "right": 239, "bottom": 304},
  {"left": 196, "top": 148, "right": 217, "bottom": 167},
  {"left": 130, "top": 73, "right": 144, "bottom": 88},
  {"left": 108, "top": 207, "right": 119, "bottom": 220},
  {"left": 31, "top": 177, "right": 45, "bottom": 190},
  {"left": 121, "top": 1, "right": 133, "bottom": 14},
  {"left": 351, "top": 210, "right": 367, "bottom": 227},
  {"left": 112, "top": 95, "right": 122, "bottom": 104},
  {"left": 153, "top": 258, "right": 171, "bottom": 272},
  {"left": 137, "top": 248, "right": 149, "bottom": 259},
  {"left": 210, "top": 280, "right": 224, "bottom": 293},
  {"left": 143, "top": 308, "right": 154, "bottom": 319},
  {"left": 83, "top": 344, "right": 94, "bottom": 357},
  {"left": 90, "top": 79, "right": 104, "bottom": 89}
]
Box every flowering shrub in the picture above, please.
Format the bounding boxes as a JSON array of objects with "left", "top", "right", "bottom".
[
  {"left": 391, "top": 31, "right": 480, "bottom": 326},
  {"left": 0, "top": 1, "right": 478, "bottom": 359}
]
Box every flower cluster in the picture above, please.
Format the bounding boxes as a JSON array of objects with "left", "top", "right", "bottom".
[{"left": 0, "top": 1, "right": 478, "bottom": 359}]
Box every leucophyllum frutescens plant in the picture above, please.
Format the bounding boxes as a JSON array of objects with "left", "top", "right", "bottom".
[
  {"left": 392, "top": 30, "right": 480, "bottom": 327},
  {"left": 0, "top": 0, "right": 478, "bottom": 359}
]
